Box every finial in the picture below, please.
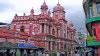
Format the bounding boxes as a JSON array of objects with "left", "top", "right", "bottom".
[
  {"left": 43, "top": 0, "right": 46, "bottom": 4},
  {"left": 23, "top": 13, "right": 26, "bottom": 16},
  {"left": 57, "top": 0, "right": 60, "bottom": 5},
  {"left": 44, "top": 0, "right": 45, "bottom": 3},
  {"left": 58, "top": 0, "right": 59, "bottom": 4},
  {"left": 31, "top": 7, "right": 34, "bottom": 10}
]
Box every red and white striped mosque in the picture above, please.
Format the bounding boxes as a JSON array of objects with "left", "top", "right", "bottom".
[{"left": 0, "top": 1, "right": 78, "bottom": 56}]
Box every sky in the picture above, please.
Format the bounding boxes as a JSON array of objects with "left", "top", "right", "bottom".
[{"left": 0, "top": 0, "right": 86, "bottom": 33}]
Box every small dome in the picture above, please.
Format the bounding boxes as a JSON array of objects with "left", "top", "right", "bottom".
[
  {"left": 15, "top": 13, "right": 18, "bottom": 16},
  {"left": 53, "top": 3, "right": 64, "bottom": 12},
  {"left": 41, "top": 2, "right": 48, "bottom": 9}
]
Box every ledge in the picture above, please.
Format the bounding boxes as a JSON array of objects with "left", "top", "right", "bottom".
[
  {"left": 87, "top": 41, "right": 100, "bottom": 47},
  {"left": 86, "top": 16, "right": 100, "bottom": 24},
  {"left": 86, "top": 36, "right": 100, "bottom": 47}
]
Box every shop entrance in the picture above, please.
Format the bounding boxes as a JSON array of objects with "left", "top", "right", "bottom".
[{"left": 0, "top": 52, "right": 4, "bottom": 56}]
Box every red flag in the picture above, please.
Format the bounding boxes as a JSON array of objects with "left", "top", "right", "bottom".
[{"left": 95, "top": 23, "right": 100, "bottom": 41}]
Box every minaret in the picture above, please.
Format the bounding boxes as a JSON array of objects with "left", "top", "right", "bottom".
[
  {"left": 15, "top": 13, "right": 18, "bottom": 16},
  {"left": 30, "top": 8, "right": 34, "bottom": 15},
  {"left": 40, "top": 0, "right": 48, "bottom": 15},
  {"left": 23, "top": 13, "right": 26, "bottom": 16},
  {"left": 30, "top": 8, "right": 34, "bottom": 18},
  {"left": 58, "top": 0, "right": 60, "bottom": 5}
]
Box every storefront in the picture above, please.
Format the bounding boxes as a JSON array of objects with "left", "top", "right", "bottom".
[
  {"left": 86, "top": 36, "right": 100, "bottom": 56},
  {"left": 0, "top": 42, "right": 44, "bottom": 56}
]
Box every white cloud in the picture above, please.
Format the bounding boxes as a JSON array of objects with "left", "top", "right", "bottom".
[{"left": 0, "top": 0, "right": 86, "bottom": 32}]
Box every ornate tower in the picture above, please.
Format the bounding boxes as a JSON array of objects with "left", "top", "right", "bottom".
[
  {"left": 53, "top": 1, "right": 65, "bottom": 21},
  {"left": 40, "top": 0, "right": 48, "bottom": 15},
  {"left": 30, "top": 8, "right": 34, "bottom": 15},
  {"left": 30, "top": 8, "right": 34, "bottom": 18}
]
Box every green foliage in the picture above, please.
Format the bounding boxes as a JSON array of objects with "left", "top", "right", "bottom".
[{"left": 86, "top": 36, "right": 95, "bottom": 41}]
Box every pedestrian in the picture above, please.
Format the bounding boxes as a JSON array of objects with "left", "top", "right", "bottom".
[{"left": 74, "top": 51, "right": 80, "bottom": 56}]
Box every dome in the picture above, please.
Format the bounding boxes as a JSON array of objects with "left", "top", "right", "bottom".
[
  {"left": 41, "top": 2, "right": 48, "bottom": 9},
  {"left": 53, "top": 3, "right": 64, "bottom": 12}
]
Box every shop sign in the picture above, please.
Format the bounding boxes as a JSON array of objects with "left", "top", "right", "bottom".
[{"left": 18, "top": 43, "right": 37, "bottom": 48}]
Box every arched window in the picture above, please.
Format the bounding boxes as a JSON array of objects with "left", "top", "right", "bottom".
[
  {"left": 42, "top": 23, "right": 44, "bottom": 33},
  {"left": 55, "top": 15, "right": 58, "bottom": 19},
  {"left": 57, "top": 29, "right": 59, "bottom": 37},
  {"left": 20, "top": 26, "right": 25, "bottom": 32},
  {"left": 52, "top": 29, "right": 55, "bottom": 35},
  {"left": 34, "top": 27, "right": 39, "bottom": 34},
  {"left": 64, "top": 33, "right": 66, "bottom": 37}
]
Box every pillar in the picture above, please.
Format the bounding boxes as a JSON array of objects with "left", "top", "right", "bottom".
[
  {"left": 23, "top": 49, "right": 27, "bottom": 56},
  {"left": 40, "top": 24, "right": 42, "bottom": 33},
  {"left": 37, "top": 50, "right": 43, "bottom": 56},
  {"left": 51, "top": 41, "right": 53, "bottom": 51},
  {"left": 98, "top": 48, "right": 100, "bottom": 56},
  {"left": 44, "top": 24, "right": 47, "bottom": 33},
  {"left": 50, "top": 27, "right": 52, "bottom": 35},
  {"left": 47, "top": 25, "right": 49, "bottom": 34},
  {"left": 92, "top": 1, "right": 97, "bottom": 16}
]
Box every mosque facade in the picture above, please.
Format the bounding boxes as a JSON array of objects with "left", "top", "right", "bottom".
[{"left": 8, "top": 1, "right": 77, "bottom": 56}]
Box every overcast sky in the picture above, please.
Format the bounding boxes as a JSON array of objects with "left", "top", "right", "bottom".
[{"left": 0, "top": 0, "right": 86, "bottom": 33}]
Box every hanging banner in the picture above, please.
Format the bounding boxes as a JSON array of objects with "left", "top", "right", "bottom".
[{"left": 95, "top": 23, "right": 100, "bottom": 41}]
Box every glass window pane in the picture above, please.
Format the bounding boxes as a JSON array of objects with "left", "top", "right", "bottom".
[
  {"left": 96, "top": 4, "right": 100, "bottom": 14},
  {"left": 89, "top": 7, "right": 93, "bottom": 18}
]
